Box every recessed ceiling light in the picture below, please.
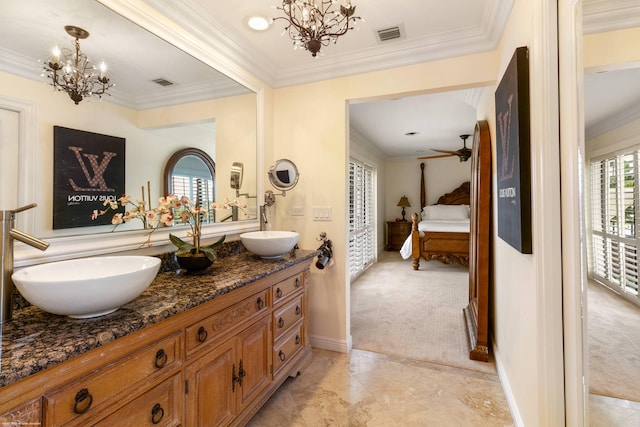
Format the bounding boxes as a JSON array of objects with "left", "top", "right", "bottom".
[{"left": 247, "top": 16, "right": 269, "bottom": 31}]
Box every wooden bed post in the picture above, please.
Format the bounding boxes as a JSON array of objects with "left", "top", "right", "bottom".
[
  {"left": 411, "top": 212, "right": 420, "bottom": 270},
  {"left": 420, "top": 162, "right": 426, "bottom": 210}
]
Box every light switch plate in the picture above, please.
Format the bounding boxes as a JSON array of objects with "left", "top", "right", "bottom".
[{"left": 312, "top": 206, "right": 332, "bottom": 221}]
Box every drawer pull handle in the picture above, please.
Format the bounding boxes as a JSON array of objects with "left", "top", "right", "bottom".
[
  {"left": 73, "top": 388, "right": 93, "bottom": 414},
  {"left": 197, "top": 326, "right": 208, "bottom": 342},
  {"left": 295, "top": 334, "right": 301, "bottom": 345},
  {"left": 257, "top": 297, "right": 264, "bottom": 310},
  {"left": 276, "top": 288, "right": 283, "bottom": 298},
  {"left": 278, "top": 318, "right": 285, "bottom": 328},
  {"left": 295, "top": 277, "right": 300, "bottom": 288},
  {"left": 151, "top": 403, "right": 165, "bottom": 424},
  {"left": 154, "top": 349, "right": 168, "bottom": 369},
  {"left": 279, "top": 350, "right": 286, "bottom": 362},
  {"left": 295, "top": 305, "right": 301, "bottom": 315}
]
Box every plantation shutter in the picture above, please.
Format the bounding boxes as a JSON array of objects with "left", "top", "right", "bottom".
[
  {"left": 349, "top": 159, "right": 375, "bottom": 280},
  {"left": 590, "top": 151, "right": 640, "bottom": 297}
]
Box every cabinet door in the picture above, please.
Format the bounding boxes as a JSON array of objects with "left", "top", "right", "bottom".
[
  {"left": 0, "top": 399, "right": 41, "bottom": 426},
  {"left": 237, "top": 317, "right": 271, "bottom": 411},
  {"left": 185, "top": 338, "right": 236, "bottom": 427}
]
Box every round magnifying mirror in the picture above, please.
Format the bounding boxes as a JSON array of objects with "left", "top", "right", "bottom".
[{"left": 268, "top": 159, "right": 299, "bottom": 192}]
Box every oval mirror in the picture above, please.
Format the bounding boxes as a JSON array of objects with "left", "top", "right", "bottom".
[{"left": 268, "top": 159, "right": 299, "bottom": 192}]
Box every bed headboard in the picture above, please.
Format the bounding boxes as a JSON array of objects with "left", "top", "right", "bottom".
[
  {"left": 436, "top": 181, "right": 471, "bottom": 205},
  {"left": 418, "top": 163, "right": 470, "bottom": 208}
]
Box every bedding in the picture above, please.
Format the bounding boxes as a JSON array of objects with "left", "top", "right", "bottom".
[
  {"left": 400, "top": 219, "right": 470, "bottom": 259},
  {"left": 406, "top": 180, "right": 471, "bottom": 268}
]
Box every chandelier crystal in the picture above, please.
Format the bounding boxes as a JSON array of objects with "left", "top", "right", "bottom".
[
  {"left": 43, "top": 26, "right": 113, "bottom": 105},
  {"left": 272, "top": 0, "right": 362, "bottom": 57}
]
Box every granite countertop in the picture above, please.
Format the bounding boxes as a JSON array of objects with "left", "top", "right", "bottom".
[{"left": 0, "top": 250, "right": 317, "bottom": 389}]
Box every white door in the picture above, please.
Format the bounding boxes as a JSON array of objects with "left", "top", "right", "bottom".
[{"left": 0, "top": 108, "right": 20, "bottom": 210}]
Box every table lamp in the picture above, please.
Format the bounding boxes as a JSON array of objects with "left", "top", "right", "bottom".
[{"left": 397, "top": 196, "right": 411, "bottom": 221}]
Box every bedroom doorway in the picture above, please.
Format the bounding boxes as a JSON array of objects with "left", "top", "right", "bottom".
[{"left": 347, "top": 90, "right": 488, "bottom": 373}]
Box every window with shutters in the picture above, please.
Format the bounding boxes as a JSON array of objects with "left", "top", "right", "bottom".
[
  {"left": 349, "top": 159, "right": 376, "bottom": 280},
  {"left": 171, "top": 175, "right": 216, "bottom": 223},
  {"left": 590, "top": 151, "right": 639, "bottom": 298}
]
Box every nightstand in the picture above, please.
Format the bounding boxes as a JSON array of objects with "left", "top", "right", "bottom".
[{"left": 386, "top": 221, "right": 412, "bottom": 251}]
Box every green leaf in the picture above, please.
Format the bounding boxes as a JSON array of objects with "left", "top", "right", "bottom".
[
  {"left": 201, "top": 247, "right": 217, "bottom": 262},
  {"left": 169, "top": 233, "right": 194, "bottom": 254},
  {"left": 204, "top": 235, "right": 226, "bottom": 250}
]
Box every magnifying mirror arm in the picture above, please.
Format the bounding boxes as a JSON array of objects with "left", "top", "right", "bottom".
[{"left": 236, "top": 191, "right": 257, "bottom": 199}]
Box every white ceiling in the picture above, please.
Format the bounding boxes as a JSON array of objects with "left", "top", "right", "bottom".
[{"left": 1, "top": 0, "right": 640, "bottom": 157}]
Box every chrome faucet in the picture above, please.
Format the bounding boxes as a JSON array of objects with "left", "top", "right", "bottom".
[
  {"left": 260, "top": 204, "right": 269, "bottom": 231},
  {"left": 1, "top": 204, "right": 49, "bottom": 323}
]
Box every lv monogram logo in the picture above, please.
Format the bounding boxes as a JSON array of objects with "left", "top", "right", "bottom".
[
  {"left": 67, "top": 146, "right": 117, "bottom": 192},
  {"left": 497, "top": 93, "right": 515, "bottom": 181}
]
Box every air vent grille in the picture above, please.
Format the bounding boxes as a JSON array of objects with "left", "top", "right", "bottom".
[
  {"left": 377, "top": 26, "right": 401, "bottom": 42},
  {"left": 152, "top": 78, "right": 174, "bottom": 87}
]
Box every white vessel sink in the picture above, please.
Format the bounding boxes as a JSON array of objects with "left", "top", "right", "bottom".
[
  {"left": 240, "top": 231, "right": 299, "bottom": 259},
  {"left": 12, "top": 256, "right": 161, "bottom": 318}
]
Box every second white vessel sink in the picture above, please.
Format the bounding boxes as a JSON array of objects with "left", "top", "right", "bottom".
[
  {"left": 240, "top": 231, "right": 299, "bottom": 259},
  {"left": 12, "top": 256, "right": 161, "bottom": 318}
]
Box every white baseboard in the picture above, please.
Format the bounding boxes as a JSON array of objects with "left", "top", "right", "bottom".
[
  {"left": 493, "top": 342, "right": 524, "bottom": 427},
  {"left": 310, "top": 333, "right": 351, "bottom": 353}
]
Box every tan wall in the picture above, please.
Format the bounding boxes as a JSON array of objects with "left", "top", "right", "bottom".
[
  {"left": 0, "top": 70, "right": 256, "bottom": 236},
  {"left": 271, "top": 51, "right": 497, "bottom": 348}
]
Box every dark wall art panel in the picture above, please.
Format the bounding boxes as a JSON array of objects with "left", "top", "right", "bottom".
[
  {"left": 53, "top": 126, "right": 125, "bottom": 229},
  {"left": 494, "top": 46, "right": 532, "bottom": 254}
]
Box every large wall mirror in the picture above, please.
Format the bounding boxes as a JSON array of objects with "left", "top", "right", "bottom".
[{"left": 0, "top": 0, "right": 258, "bottom": 257}]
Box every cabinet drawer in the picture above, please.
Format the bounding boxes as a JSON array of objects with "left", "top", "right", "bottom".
[
  {"left": 272, "top": 322, "right": 303, "bottom": 375},
  {"left": 186, "top": 289, "right": 269, "bottom": 357},
  {"left": 95, "top": 373, "right": 182, "bottom": 427},
  {"left": 272, "top": 294, "right": 303, "bottom": 341},
  {"left": 272, "top": 273, "right": 303, "bottom": 305},
  {"left": 44, "top": 332, "right": 181, "bottom": 426}
]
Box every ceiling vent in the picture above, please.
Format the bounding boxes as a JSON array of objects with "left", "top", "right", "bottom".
[
  {"left": 152, "top": 78, "right": 175, "bottom": 87},
  {"left": 376, "top": 25, "right": 403, "bottom": 43}
]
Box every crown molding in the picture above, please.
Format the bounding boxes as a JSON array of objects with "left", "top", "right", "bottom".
[
  {"left": 586, "top": 101, "right": 640, "bottom": 140},
  {"left": 583, "top": 0, "right": 640, "bottom": 34},
  {"left": 143, "top": 0, "right": 513, "bottom": 89}
]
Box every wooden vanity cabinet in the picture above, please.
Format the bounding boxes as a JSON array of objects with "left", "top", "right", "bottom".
[
  {"left": 184, "top": 316, "right": 270, "bottom": 426},
  {"left": 0, "top": 259, "right": 313, "bottom": 427},
  {"left": 0, "top": 398, "right": 42, "bottom": 426}
]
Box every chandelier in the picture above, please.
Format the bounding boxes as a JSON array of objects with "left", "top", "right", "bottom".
[
  {"left": 43, "top": 26, "right": 113, "bottom": 105},
  {"left": 272, "top": 0, "right": 362, "bottom": 57}
]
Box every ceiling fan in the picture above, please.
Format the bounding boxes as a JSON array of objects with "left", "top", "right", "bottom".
[{"left": 417, "top": 134, "right": 472, "bottom": 162}]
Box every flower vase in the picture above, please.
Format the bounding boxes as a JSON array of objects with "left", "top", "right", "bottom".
[{"left": 176, "top": 251, "right": 213, "bottom": 273}]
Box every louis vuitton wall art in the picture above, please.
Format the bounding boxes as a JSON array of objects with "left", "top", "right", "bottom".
[
  {"left": 53, "top": 126, "right": 125, "bottom": 229},
  {"left": 495, "top": 46, "right": 532, "bottom": 254}
]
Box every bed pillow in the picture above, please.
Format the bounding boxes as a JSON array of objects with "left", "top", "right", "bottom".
[{"left": 422, "top": 204, "right": 469, "bottom": 220}]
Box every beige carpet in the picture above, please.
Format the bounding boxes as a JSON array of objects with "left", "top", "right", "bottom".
[
  {"left": 588, "top": 281, "right": 640, "bottom": 402},
  {"left": 351, "top": 251, "right": 496, "bottom": 375}
]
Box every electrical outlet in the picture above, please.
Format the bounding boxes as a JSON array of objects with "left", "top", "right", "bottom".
[{"left": 291, "top": 206, "right": 304, "bottom": 216}]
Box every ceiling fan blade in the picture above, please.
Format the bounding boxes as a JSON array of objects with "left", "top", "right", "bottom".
[
  {"left": 431, "top": 149, "right": 458, "bottom": 154},
  {"left": 416, "top": 153, "right": 456, "bottom": 160}
]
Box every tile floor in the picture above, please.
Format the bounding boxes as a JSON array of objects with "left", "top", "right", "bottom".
[{"left": 247, "top": 348, "right": 513, "bottom": 426}]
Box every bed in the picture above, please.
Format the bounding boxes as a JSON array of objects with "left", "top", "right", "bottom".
[{"left": 399, "top": 180, "right": 471, "bottom": 269}]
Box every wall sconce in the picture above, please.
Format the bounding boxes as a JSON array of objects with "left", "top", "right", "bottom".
[{"left": 397, "top": 196, "right": 411, "bottom": 222}]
